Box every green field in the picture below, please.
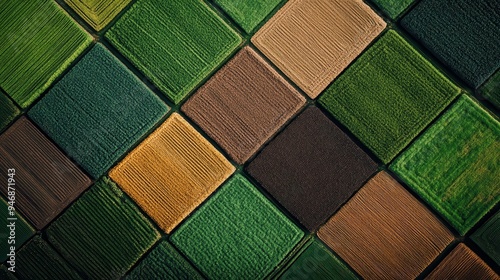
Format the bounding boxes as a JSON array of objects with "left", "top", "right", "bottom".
[
  {"left": 481, "top": 70, "right": 500, "bottom": 109},
  {"left": 126, "top": 241, "right": 203, "bottom": 279},
  {"left": 0, "top": 197, "right": 34, "bottom": 263},
  {"left": 16, "top": 236, "right": 82, "bottom": 280},
  {"left": 391, "top": 95, "right": 500, "bottom": 235},
  {"left": 401, "top": 0, "right": 500, "bottom": 88},
  {"left": 370, "top": 0, "right": 415, "bottom": 19},
  {"left": 46, "top": 178, "right": 160, "bottom": 279},
  {"left": 64, "top": 0, "right": 132, "bottom": 31},
  {"left": 0, "top": 0, "right": 91, "bottom": 108},
  {"left": 171, "top": 174, "right": 303, "bottom": 279},
  {"left": 106, "top": 0, "right": 242, "bottom": 103},
  {"left": 471, "top": 211, "right": 500, "bottom": 266},
  {"left": 0, "top": 91, "right": 19, "bottom": 131},
  {"left": 319, "top": 30, "right": 459, "bottom": 163},
  {"left": 279, "top": 239, "right": 357, "bottom": 279},
  {"left": 214, "top": 0, "right": 282, "bottom": 33},
  {"left": 29, "top": 44, "right": 168, "bottom": 179}
]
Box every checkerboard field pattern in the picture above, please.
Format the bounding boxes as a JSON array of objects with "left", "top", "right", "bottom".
[{"left": 1, "top": 0, "right": 498, "bottom": 278}]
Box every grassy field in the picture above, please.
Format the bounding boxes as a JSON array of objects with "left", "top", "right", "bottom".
[
  {"left": 370, "top": 0, "right": 415, "bottom": 18},
  {"left": 214, "top": 0, "right": 282, "bottom": 33},
  {"left": 46, "top": 178, "right": 160, "bottom": 279},
  {"left": 0, "top": 91, "right": 19, "bottom": 131},
  {"left": 171, "top": 174, "right": 304, "bottom": 279},
  {"left": 319, "top": 30, "right": 459, "bottom": 163},
  {"left": 106, "top": 0, "right": 242, "bottom": 103},
  {"left": 64, "top": 0, "right": 132, "bottom": 31},
  {"left": 29, "top": 44, "right": 168, "bottom": 179},
  {"left": 0, "top": 0, "right": 91, "bottom": 108},
  {"left": 126, "top": 241, "right": 203, "bottom": 279},
  {"left": 391, "top": 95, "right": 500, "bottom": 235}
]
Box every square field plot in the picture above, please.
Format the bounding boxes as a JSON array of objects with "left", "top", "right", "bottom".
[
  {"left": 391, "top": 95, "right": 500, "bottom": 235},
  {"left": 171, "top": 175, "right": 303, "bottom": 279},
  {"left": 318, "top": 171, "right": 453, "bottom": 280},
  {"left": 319, "top": 30, "right": 460, "bottom": 163},
  {"left": 246, "top": 107, "right": 377, "bottom": 231},
  {"left": 0, "top": 0, "right": 92, "bottom": 108},
  {"left": 252, "top": 0, "right": 385, "bottom": 98},
  {"left": 183, "top": 46, "right": 305, "bottom": 164},
  {"left": 46, "top": 178, "right": 160, "bottom": 279},
  {"left": 29, "top": 44, "right": 168, "bottom": 179},
  {"left": 106, "top": 0, "right": 242, "bottom": 103},
  {"left": 0, "top": 117, "right": 91, "bottom": 229},
  {"left": 401, "top": 0, "right": 500, "bottom": 88},
  {"left": 110, "top": 113, "right": 235, "bottom": 233}
]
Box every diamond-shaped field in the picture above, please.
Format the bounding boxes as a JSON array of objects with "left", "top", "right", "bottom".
[
  {"left": 0, "top": 0, "right": 92, "bottom": 108},
  {"left": 214, "top": 0, "right": 282, "bottom": 33},
  {"left": 46, "top": 177, "right": 160, "bottom": 279},
  {"left": 106, "top": 0, "right": 242, "bottom": 103},
  {"left": 252, "top": 0, "right": 386, "bottom": 98},
  {"left": 0, "top": 117, "right": 91, "bottom": 229},
  {"left": 401, "top": 0, "right": 500, "bottom": 88},
  {"left": 110, "top": 113, "right": 235, "bottom": 233},
  {"left": 183, "top": 46, "right": 305, "bottom": 164},
  {"left": 319, "top": 30, "right": 460, "bottom": 163},
  {"left": 247, "top": 106, "right": 377, "bottom": 231},
  {"left": 471, "top": 210, "right": 500, "bottom": 266},
  {"left": 64, "top": 0, "right": 132, "bottom": 31},
  {"left": 29, "top": 44, "right": 168, "bottom": 179},
  {"left": 426, "top": 244, "right": 499, "bottom": 280},
  {"left": 171, "top": 174, "right": 304, "bottom": 279},
  {"left": 318, "top": 171, "right": 453, "bottom": 279},
  {"left": 391, "top": 95, "right": 500, "bottom": 235}
]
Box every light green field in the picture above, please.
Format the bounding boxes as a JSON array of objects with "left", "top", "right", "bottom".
[
  {"left": 391, "top": 95, "right": 500, "bottom": 235},
  {"left": 0, "top": 0, "right": 91, "bottom": 108}
]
